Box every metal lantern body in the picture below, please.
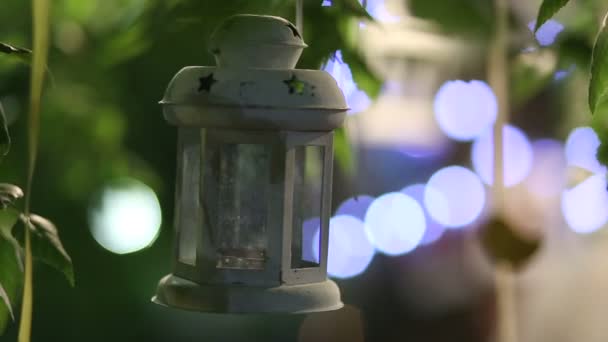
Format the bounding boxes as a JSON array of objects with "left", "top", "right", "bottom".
[{"left": 153, "top": 15, "right": 347, "bottom": 313}]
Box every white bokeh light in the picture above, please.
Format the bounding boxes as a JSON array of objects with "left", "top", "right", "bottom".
[
  {"left": 562, "top": 174, "right": 608, "bottom": 234},
  {"left": 565, "top": 127, "right": 606, "bottom": 174},
  {"left": 89, "top": 179, "right": 162, "bottom": 254},
  {"left": 364, "top": 192, "right": 426, "bottom": 255},
  {"left": 401, "top": 184, "right": 446, "bottom": 245},
  {"left": 471, "top": 124, "right": 533, "bottom": 187},
  {"left": 425, "top": 166, "right": 486, "bottom": 228},
  {"left": 433, "top": 80, "right": 498, "bottom": 141},
  {"left": 312, "top": 215, "right": 375, "bottom": 279}
]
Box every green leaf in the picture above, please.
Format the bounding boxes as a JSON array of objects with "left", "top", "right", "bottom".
[
  {"left": 334, "top": 127, "right": 356, "bottom": 177},
  {"left": 0, "top": 208, "right": 23, "bottom": 335},
  {"left": 591, "top": 106, "right": 608, "bottom": 166},
  {"left": 534, "top": 0, "right": 571, "bottom": 32},
  {"left": 0, "top": 102, "right": 10, "bottom": 161},
  {"left": 0, "top": 284, "right": 13, "bottom": 322},
  {"left": 0, "top": 184, "right": 24, "bottom": 209},
  {"left": 25, "top": 214, "right": 74, "bottom": 286},
  {"left": 340, "top": 49, "right": 382, "bottom": 98},
  {"left": 0, "top": 42, "right": 32, "bottom": 64},
  {"left": 409, "top": 0, "right": 493, "bottom": 38},
  {"left": 589, "top": 18, "right": 608, "bottom": 114},
  {"left": 331, "top": 0, "right": 374, "bottom": 21}
]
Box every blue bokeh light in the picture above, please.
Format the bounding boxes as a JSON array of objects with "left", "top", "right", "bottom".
[
  {"left": 323, "top": 51, "right": 371, "bottom": 115},
  {"left": 312, "top": 215, "right": 375, "bottom": 279},
  {"left": 562, "top": 174, "right": 608, "bottom": 234},
  {"left": 335, "top": 195, "right": 375, "bottom": 220},
  {"left": 565, "top": 126, "right": 606, "bottom": 174},
  {"left": 433, "top": 80, "right": 498, "bottom": 141},
  {"left": 471, "top": 124, "right": 533, "bottom": 187},
  {"left": 401, "top": 184, "right": 446, "bottom": 245},
  {"left": 364, "top": 192, "right": 426, "bottom": 255},
  {"left": 528, "top": 19, "right": 564, "bottom": 46},
  {"left": 301, "top": 217, "right": 321, "bottom": 263},
  {"left": 425, "top": 166, "right": 486, "bottom": 228},
  {"left": 525, "top": 139, "right": 567, "bottom": 198},
  {"left": 554, "top": 65, "right": 575, "bottom": 81}
]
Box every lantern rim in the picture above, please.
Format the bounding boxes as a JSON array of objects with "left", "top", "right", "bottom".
[{"left": 152, "top": 273, "right": 343, "bottom": 314}]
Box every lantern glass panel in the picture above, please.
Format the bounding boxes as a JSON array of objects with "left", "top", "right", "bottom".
[
  {"left": 291, "top": 145, "right": 324, "bottom": 268},
  {"left": 177, "top": 139, "right": 199, "bottom": 265},
  {"left": 203, "top": 142, "right": 271, "bottom": 270}
]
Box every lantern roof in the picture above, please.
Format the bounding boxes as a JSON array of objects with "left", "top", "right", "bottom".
[
  {"left": 160, "top": 14, "right": 348, "bottom": 131},
  {"left": 210, "top": 14, "right": 308, "bottom": 52}
]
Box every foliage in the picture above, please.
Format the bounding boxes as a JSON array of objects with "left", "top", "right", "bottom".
[
  {"left": 589, "top": 21, "right": 608, "bottom": 113},
  {"left": 409, "top": 0, "right": 493, "bottom": 38},
  {"left": 0, "top": 102, "right": 12, "bottom": 159},
  {"left": 26, "top": 214, "right": 74, "bottom": 287},
  {"left": 534, "top": 0, "right": 572, "bottom": 32},
  {"left": 534, "top": 0, "right": 608, "bottom": 165},
  {"left": 0, "top": 0, "right": 74, "bottom": 338},
  {"left": 0, "top": 209, "right": 21, "bottom": 334}
]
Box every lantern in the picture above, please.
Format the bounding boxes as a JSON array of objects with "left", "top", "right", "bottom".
[{"left": 152, "top": 14, "right": 348, "bottom": 313}]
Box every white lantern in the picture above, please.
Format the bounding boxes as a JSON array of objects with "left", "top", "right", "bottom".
[{"left": 152, "top": 14, "right": 348, "bottom": 313}]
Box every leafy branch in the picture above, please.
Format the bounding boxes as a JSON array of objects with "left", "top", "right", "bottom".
[
  {"left": 534, "top": 0, "right": 608, "bottom": 166},
  {"left": 0, "top": 0, "right": 74, "bottom": 339}
]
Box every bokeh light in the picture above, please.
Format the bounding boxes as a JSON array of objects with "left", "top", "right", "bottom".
[
  {"left": 554, "top": 64, "right": 575, "bottom": 81},
  {"left": 425, "top": 166, "right": 486, "bottom": 228},
  {"left": 528, "top": 19, "right": 564, "bottom": 46},
  {"left": 471, "top": 124, "right": 533, "bottom": 187},
  {"left": 302, "top": 217, "right": 321, "bottom": 263},
  {"left": 335, "top": 195, "right": 375, "bottom": 220},
  {"left": 364, "top": 192, "right": 426, "bottom": 255},
  {"left": 323, "top": 51, "right": 371, "bottom": 115},
  {"left": 433, "top": 80, "right": 497, "bottom": 141},
  {"left": 313, "top": 215, "right": 375, "bottom": 279},
  {"left": 89, "top": 178, "right": 162, "bottom": 254},
  {"left": 525, "top": 139, "right": 567, "bottom": 198},
  {"left": 365, "top": 0, "right": 401, "bottom": 22},
  {"left": 401, "top": 184, "right": 446, "bottom": 245},
  {"left": 357, "top": 80, "right": 449, "bottom": 156},
  {"left": 562, "top": 174, "right": 608, "bottom": 234},
  {"left": 565, "top": 126, "right": 606, "bottom": 174}
]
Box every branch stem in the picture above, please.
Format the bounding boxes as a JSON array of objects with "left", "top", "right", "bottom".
[
  {"left": 19, "top": 0, "right": 50, "bottom": 340},
  {"left": 488, "top": 0, "right": 516, "bottom": 341}
]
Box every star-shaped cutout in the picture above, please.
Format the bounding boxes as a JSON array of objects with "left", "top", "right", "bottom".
[
  {"left": 286, "top": 24, "right": 302, "bottom": 39},
  {"left": 283, "top": 75, "right": 306, "bottom": 95},
  {"left": 198, "top": 73, "right": 217, "bottom": 92}
]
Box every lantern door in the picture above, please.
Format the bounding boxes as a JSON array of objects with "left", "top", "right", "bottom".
[
  {"left": 282, "top": 131, "right": 333, "bottom": 285},
  {"left": 174, "top": 128, "right": 285, "bottom": 286}
]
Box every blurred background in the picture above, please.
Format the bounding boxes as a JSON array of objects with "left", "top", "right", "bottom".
[{"left": 1, "top": 0, "right": 608, "bottom": 341}]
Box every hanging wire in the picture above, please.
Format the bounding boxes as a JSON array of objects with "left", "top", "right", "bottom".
[{"left": 296, "top": 0, "right": 304, "bottom": 39}]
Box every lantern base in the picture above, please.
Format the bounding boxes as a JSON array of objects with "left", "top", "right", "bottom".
[{"left": 152, "top": 273, "right": 343, "bottom": 314}]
